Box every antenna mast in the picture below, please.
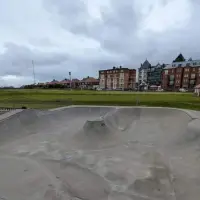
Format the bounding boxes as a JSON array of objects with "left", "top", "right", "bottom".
[{"left": 32, "top": 60, "right": 36, "bottom": 84}]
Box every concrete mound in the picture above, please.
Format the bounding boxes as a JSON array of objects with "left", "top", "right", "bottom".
[
  {"left": 103, "top": 108, "right": 141, "bottom": 131},
  {"left": 83, "top": 118, "right": 110, "bottom": 136},
  {"left": 0, "top": 106, "right": 200, "bottom": 200}
]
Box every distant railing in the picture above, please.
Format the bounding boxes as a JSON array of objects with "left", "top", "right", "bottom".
[{"left": 0, "top": 107, "right": 21, "bottom": 111}]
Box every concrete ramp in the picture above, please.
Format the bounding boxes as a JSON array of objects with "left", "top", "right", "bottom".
[{"left": 0, "top": 106, "right": 200, "bottom": 200}]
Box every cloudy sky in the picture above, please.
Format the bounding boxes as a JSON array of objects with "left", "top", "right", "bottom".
[{"left": 0, "top": 0, "right": 200, "bottom": 86}]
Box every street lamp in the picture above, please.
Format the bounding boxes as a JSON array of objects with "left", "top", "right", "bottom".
[{"left": 69, "top": 72, "right": 72, "bottom": 90}]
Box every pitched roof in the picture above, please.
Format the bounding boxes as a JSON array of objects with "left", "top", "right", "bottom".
[
  {"left": 60, "top": 79, "right": 70, "bottom": 84},
  {"left": 81, "top": 77, "right": 99, "bottom": 83},
  {"left": 173, "top": 53, "right": 185, "bottom": 63},
  {"left": 72, "top": 78, "right": 80, "bottom": 82},
  {"left": 141, "top": 59, "right": 151, "bottom": 69},
  {"left": 47, "top": 79, "right": 59, "bottom": 84},
  {"left": 164, "top": 60, "right": 200, "bottom": 69}
]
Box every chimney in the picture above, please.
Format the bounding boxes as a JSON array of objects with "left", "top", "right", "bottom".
[{"left": 119, "top": 66, "right": 122, "bottom": 69}]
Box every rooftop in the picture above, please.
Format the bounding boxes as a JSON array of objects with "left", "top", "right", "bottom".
[{"left": 164, "top": 60, "right": 200, "bottom": 69}]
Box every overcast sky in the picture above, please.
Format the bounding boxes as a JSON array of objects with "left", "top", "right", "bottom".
[{"left": 0, "top": 0, "right": 200, "bottom": 86}]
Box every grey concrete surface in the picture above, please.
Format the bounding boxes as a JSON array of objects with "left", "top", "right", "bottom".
[{"left": 0, "top": 106, "right": 200, "bottom": 200}]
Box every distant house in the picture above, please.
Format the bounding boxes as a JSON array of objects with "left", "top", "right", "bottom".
[
  {"left": 46, "top": 79, "right": 60, "bottom": 85},
  {"left": 71, "top": 78, "right": 80, "bottom": 88},
  {"left": 51, "top": 78, "right": 80, "bottom": 88},
  {"left": 80, "top": 77, "right": 99, "bottom": 89},
  {"left": 60, "top": 78, "right": 70, "bottom": 85}
]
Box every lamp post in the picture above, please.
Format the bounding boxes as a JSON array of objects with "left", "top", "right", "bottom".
[
  {"left": 69, "top": 72, "right": 72, "bottom": 90},
  {"left": 32, "top": 60, "right": 36, "bottom": 85}
]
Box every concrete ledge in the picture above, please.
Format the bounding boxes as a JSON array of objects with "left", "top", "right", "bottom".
[
  {"left": 49, "top": 105, "right": 200, "bottom": 119},
  {"left": 0, "top": 109, "right": 24, "bottom": 122}
]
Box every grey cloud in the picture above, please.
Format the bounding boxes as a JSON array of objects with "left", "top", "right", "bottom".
[
  {"left": 0, "top": 41, "right": 125, "bottom": 82},
  {"left": 44, "top": 0, "right": 90, "bottom": 35},
  {"left": 28, "top": 37, "right": 58, "bottom": 47},
  {"left": 1, "top": 0, "right": 200, "bottom": 86},
  {"left": 1, "top": 42, "right": 69, "bottom": 67},
  {"left": 42, "top": 0, "right": 167, "bottom": 59},
  {"left": 43, "top": 0, "right": 200, "bottom": 64}
]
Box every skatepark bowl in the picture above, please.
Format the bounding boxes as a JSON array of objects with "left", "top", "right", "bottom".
[{"left": 0, "top": 106, "right": 200, "bottom": 200}]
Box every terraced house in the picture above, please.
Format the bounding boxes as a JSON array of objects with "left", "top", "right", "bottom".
[{"left": 162, "top": 54, "right": 200, "bottom": 90}]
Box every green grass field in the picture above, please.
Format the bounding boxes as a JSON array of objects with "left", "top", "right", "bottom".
[{"left": 0, "top": 89, "right": 200, "bottom": 110}]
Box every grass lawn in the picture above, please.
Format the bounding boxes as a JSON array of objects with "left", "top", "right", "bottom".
[{"left": 0, "top": 89, "right": 200, "bottom": 110}]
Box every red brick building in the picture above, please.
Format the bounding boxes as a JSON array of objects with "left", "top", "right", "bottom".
[
  {"left": 99, "top": 66, "right": 136, "bottom": 90},
  {"left": 162, "top": 61, "right": 200, "bottom": 90}
]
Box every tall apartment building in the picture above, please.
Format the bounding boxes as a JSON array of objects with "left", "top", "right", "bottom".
[
  {"left": 99, "top": 66, "right": 136, "bottom": 90},
  {"left": 162, "top": 60, "right": 200, "bottom": 90}
]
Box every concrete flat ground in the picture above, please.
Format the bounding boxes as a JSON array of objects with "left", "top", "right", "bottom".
[{"left": 0, "top": 106, "right": 200, "bottom": 200}]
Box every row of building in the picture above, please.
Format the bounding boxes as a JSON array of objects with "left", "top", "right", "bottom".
[
  {"left": 99, "top": 54, "right": 200, "bottom": 91},
  {"left": 36, "top": 54, "right": 200, "bottom": 91},
  {"left": 37, "top": 76, "right": 99, "bottom": 89}
]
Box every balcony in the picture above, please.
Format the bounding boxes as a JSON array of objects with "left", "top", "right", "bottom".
[
  {"left": 169, "top": 75, "right": 175, "bottom": 81},
  {"left": 190, "top": 75, "right": 196, "bottom": 80}
]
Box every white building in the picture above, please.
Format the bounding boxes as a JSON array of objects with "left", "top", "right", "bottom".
[
  {"left": 138, "top": 60, "right": 151, "bottom": 84},
  {"left": 138, "top": 60, "right": 151, "bottom": 90}
]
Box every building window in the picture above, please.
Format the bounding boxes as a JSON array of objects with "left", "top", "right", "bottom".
[
  {"left": 184, "top": 68, "right": 189, "bottom": 72},
  {"left": 193, "top": 62, "right": 197, "bottom": 66},
  {"left": 165, "top": 70, "right": 168, "bottom": 75},
  {"left": 193, "top": 68, "right": 195, "bottom": 72},
  {"left": 178, "top": 64, "right": 182, "bottom": 67}
]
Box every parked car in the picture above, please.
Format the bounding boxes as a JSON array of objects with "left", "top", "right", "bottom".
[
  {"left": 179, "top": 88, "right": 188, "bottom": 92},
  {"left": 156, "top": 89, "right": 164, "bottom": 92}
]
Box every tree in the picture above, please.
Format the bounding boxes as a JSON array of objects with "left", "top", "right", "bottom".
[{"left": 173, "top": 53, "right": 185, "bottom": 62}]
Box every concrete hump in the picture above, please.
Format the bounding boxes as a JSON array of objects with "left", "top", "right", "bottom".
[
  {"left": 104, "top": 108, "right": 141, "bottom": 131},
  {"left": 83, "top": 119, "right": 110, "bottom": 135},
  {"left": 0, "top": 110, "right": 41, "bottom": 145}
]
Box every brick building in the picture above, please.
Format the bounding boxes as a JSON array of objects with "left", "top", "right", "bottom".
[
  {"left": 99, "top": 66, "right": 136, "bottom": 90},
  {"left": 162, "top": 60, "right": 200, "bottom": 90}
]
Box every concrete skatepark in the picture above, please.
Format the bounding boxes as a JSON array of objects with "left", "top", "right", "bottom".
[{"left": 0, "top": 106, "right": 200, "bottom": 200}]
